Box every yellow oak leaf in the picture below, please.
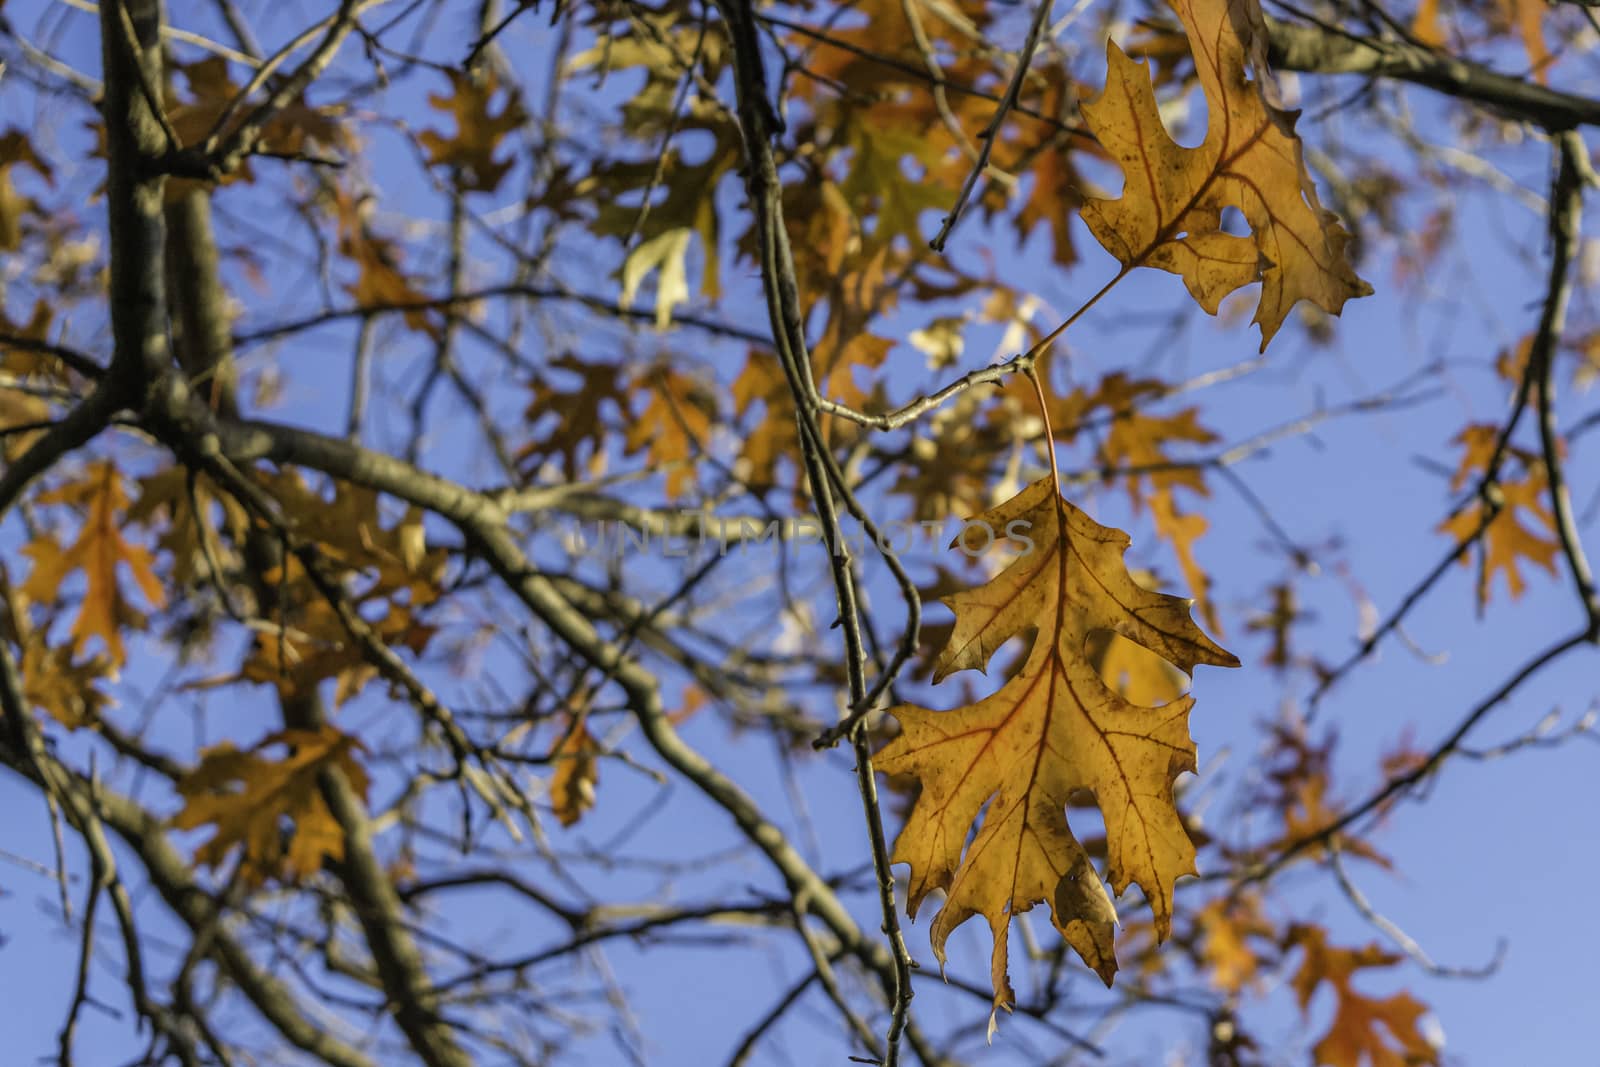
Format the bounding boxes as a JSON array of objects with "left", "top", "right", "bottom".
[
  {"left": 22, "top": 462, "right": 165, "bottom": 665},
  {"left": 1152, "top": 489, "right": 1218, "bottom": 632},
  {"left": 620, "top": 227, "right": 693, "bottom": 329},
  {"left": 20, "top": 637, "right": 113, "bottom": 730},
  {"left": 205, "top": 598, "right": 434, "bottom": 707},
  {"left": 257, "top": 471, "right": 448, "bottom": 606},
  {"left": 732, "top": 351, "right": 801, "bottom": 491},
  {"left": 1196, "top": 892, "right": 1274, "bottom": 994},
  {"left": 173, "top": 726, "right": 369, "bottom": 885},
  {"left": 127, "top": 467, "right": 251, "bottom": 587},
  {"left": 1289, "top": 925, "right": 1439, "bottom": 1067},
  {"left": 0, "top": 379, "right": 49, "bottom": 460},
  {"left": 1051, "top": 373, "right": 1221, "bottom": 624},
  {"left": 1079, "top": 0, "right": 1371, "bottom": 350},
  {"left": 877, "top": 476, "right": 1238, "bottom": 1023}
]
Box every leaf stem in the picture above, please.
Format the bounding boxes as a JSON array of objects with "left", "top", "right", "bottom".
[{"left": 1025, "top": 361, "right": 1063, "bottom": 499}]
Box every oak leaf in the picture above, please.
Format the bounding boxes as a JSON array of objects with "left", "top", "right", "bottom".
[
  {"left": 420, "top": 70, "right": 527, "bottom": 192},
  {"left": 165, "top": 58, "right": 347, "bottom": 193},
  {"left": 620, "top": 228, "right": 693, "bottom": 330},
  {"left": 0, "top": 129, "right": 52, "bottom": 252},
  {"left": 173, "top": 725, "right": 369, "bottom": 885},
  {"left": 127, "top": 467, "right": 251, "bottom": 587},
  {"left": 625, "top": 366, "right": 715, "bottom": 498},
  {"left": 1079, "top": 0, "right": 1371, "bottom": 349},
  {"left": 877, "top": 476, "right": 1237, "bottom": 1022},
  {"left": 731, "top": 352, "right": 801, "bottom": 491},
  {"left": 227, "top": 598, "right": 435, "bottom": 707},
  {"left": 1, "top": 578, "right": 113, "bottom": 730},
  {"left": 1089, "top": 627, "right": 1190, "bottom": 707},
  {"left": 334, "top": 192, "right": 440, "bottom": 338},
  {"left": 258, "top": 473, "right": 446, "bottom": 605},
  {"left": 0, "top": 299, "right": 56, "bottom": 378},
  {"left": 1260, "top": 722, "right": 1388, "bottom": 867},
  {"left": 1049, "top": 372, "right": 1221, "bottom": 627},
  {"left": 521, "top": 355, "right": 630, "bottom": 481},
  {"left": 0, "top": 378, "right": 49, "bottom": 460},
  {"left": 549, "top": 717, "right": 601, "bottom": 828},
  {"left": 22, "top": 462, "right": 165, "bottom": 665},
  {"left": 1245, "top": 581, "right": 1307, "bottom": 671},
  {"left": 1438, "top": 424, "right": 1559, "bottom": 601},
  {"left": 1195, "top": 892, "right": 1274, "bottom": 994},
  {"left": 1289, "top": 925, "right": 1439, "bottom": 1067}
]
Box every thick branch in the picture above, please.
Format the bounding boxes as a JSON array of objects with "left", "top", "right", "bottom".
[{"left": 1266, "top": 16, "right": 1600, "bottom": 130}]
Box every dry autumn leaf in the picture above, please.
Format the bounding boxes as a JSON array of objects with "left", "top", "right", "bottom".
[
  {"left": 1195, "top": 892, "right": 1275, "bottom": 994},
  {"left": 1443, "top": 477, "right": 1560, "bottom": 602},
  {"left": 625, "top": 365, "right": 715, "bottom": 499},
  {"left": 1027, "top": 371, "right": 1222, "bottom": 627},
  {"left": 550, "top": 716, "right": 601, "bottom": 827},
  {"left": 1080, "top": 0, "right": 1371, "bottom": 349},
  {"left": 1438, "top": 424, "right": 1559, "bottom": 601},
  {"left": 22, "top": 462, "right": 166, "bottom": 665},
  {"left": 127, "top": 467, "right": 251, "bottom": 587},
  {"left": 1289, "top": 925, "right": 1440, "bottom": 1067},
  {"left": 173, "top": 725, "right": 369, "bottom": 885},
  {"left": 878, "top": 475, "right": 1238, "bottom": 1026},
  {"left": 620, "top": 228, "right": 693, "bottom": 330},
  {"left": 258, "top": 472, "right": 446, "bottom": 604},
  {"left": 420, "top": 70, "right": 528, "bottom": 193},
  {"left": 521, "top": 354, "right": 630, "bottom": 480},
  {"left": 335, "top": 191, "right": 441, "bottom": 338},
  {"left": 163, "top": 57, "right": 347, "bottom": 195},
  {"left": 1, "top": 576, "right": 113, "bottom": 729},
  {"left": 0, "top": 129, "right": 52, "bottom": 252}
]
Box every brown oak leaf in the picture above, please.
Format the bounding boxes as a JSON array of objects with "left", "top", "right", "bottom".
[
  {"left": 420, "top": 70, "right": 527, "bottom": 192},
  {"left": 173, "top": 725, "right": 369, "bottom": 885},
  {"left": 1289, "top": 925, "right": 1439, "bottom": 1067}
]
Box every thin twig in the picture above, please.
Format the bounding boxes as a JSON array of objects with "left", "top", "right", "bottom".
[{"left": 929, "top": 0, "right": 1054, "bottom": 251}]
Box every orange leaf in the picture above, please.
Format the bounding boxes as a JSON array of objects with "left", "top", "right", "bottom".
[
  {"left": 173, "top": 726, "right": 369, "bottom": 885},
  {"left": 520, "top": 355, "right": 630, "bottom": 481},
  {"left": 1438, "top": 425, "right": 1559, "bottom": 601},
  {"left": 877, "top": 476, "right": 1238, "bottom": 1025},
  {"left": 624, "top": 366, "right": 716, "bottom": 499},
  {"left": 549, "top": 717, "right": 601, "bottom": 828},
  {"left": 1289, "top": 925, "right": 1439, "bottom": 1067},
  {"left": 1080, "top": 0, "right": 1371, "bottom": 349},
  {"left": 22, "top": 462, "right": 165, "bottom": 665}
]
